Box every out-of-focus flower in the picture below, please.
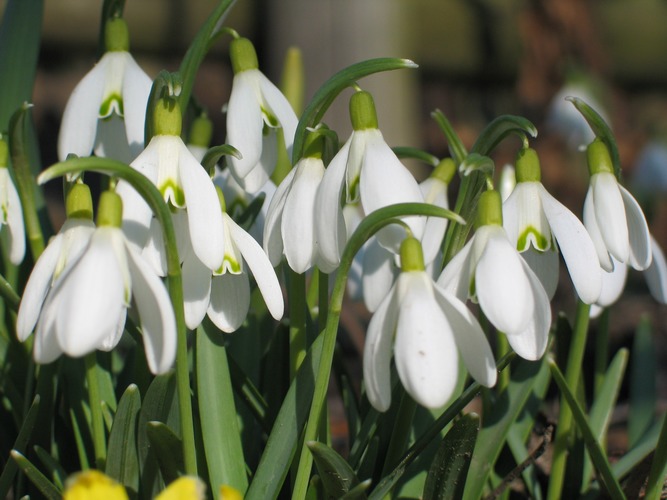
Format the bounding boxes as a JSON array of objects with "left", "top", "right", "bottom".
[
  {"left": 503, "top": 147, "right": 601, "bottom": 303},
  {"left": 226, "top": 37, "right": 298, "bottom": 193},
  {"left": 156, "top": 477, "right": 207, "bottom": 500},
  {"left": 364, "top": 236, "right": 496, "bottom": 411},
  {"left": 0, "top": 137, "right": 25, "bottom": 265},
  {"left": 583, "top": 139, "right": 651, "bottom": 272},
  {"left": 438, "top": 189, "right": 551, "bottom": 360},
  {"left": 63, "top": 470, "right": 128, "bottom": 500},
  {"left": 58, "top": 17, "right": 152, "bottom": 164}
]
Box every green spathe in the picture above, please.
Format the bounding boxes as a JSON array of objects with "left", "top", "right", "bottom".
[
  {"left": 587, "top": 138, "right": 614, "bottom": 176},
  {"left": 66, "top": 183, "right": 94, "bottom": 220},
  {"left": 105, "top": 17, "right": 130, "bottom": 53},
  {"left": 476, "top": 189, "right": 503, "bottom": 228},
  {"left": 515, "top": 147, "right": 541, "bottom": 183},
  {"left": 97, "top": 190, "right": 123, "bottom": 228},
  {"left": 230, "top": 37, "right": 259, "bottom": 74},
  {"left": 400, "top": 236, "right": 425, "bottom": 272},
  {"left": 153, "top": 98, "right": 182, "bottom": 137},
  {"left": 350, "top": 91, "right": 378, "bottom": 131}
]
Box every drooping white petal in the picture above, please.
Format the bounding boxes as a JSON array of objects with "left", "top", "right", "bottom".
[
  {"left": 120, "top": 53, "right": 152, "bottom": 158},
  {"left": 520, "top": 248, "right": 559, "bottom": 300},
  {"left": 394, "top": 273, "right": 459, "bottom": 409},
  {"left": 538, "top": 184, "right": 601, "bottom": 303},
  {"left": 58, "top": 55, "right": 109, "bottom": 160},
  {"left": 436, "top": 237, "right": 474, "bottom": 302},
  {"left": 182, "top": 251, "right": 213, "bottom": 330},
  {"left": 234, "top": 131, "right": 277, "bottom": 194},
  {"left": 505, "top": 258, "right": 551, "bottom": 360},
  {"left": 178, "top": 142, "right": 225, "bottom": 271},
  {"left": 433, "top": 284, "right": 497, "bottom": 387},
  {"left": 93, "top": 115, "right": 133, "bottom": 163},
  {"left": 33, "top": 295, "right": 63, "bottom": 364},
  {"left": 0, "top": 169, "right": 25, "bottom": 265},
  {"left": 54, "top": 228, "right": 128, "bottom": 358},
  {"left": 475, "top": 226, "right": 533, "bottom": 335},
  {"left": 227, "top": 71, "right": 263, "bottom": 179},
  {"left": 263, "top": 166, "right": 297, "bottom": 266},
  {"left": 125, "top": 242, "right": 177, "bottom": 374},
  {"left": 645, "top": 236, "right": 667, "bottom": 304},
  {"left": 592, "top": 172, "right": 630, "bottom": 264},
  {"left": 596, "top": 257, "right": 628, "bottom": 309},
  {"left": 363, "top": 281, "right": 400, "bottom": 412},
  {"left": 505, "top": 182, "right": 552, "bottom": 252},
  {"left": 208, "top": 273, "right": 250, "bottom": 333},
  {"left": 619, "top": 184, "right": 652, "bottom": 271},
  {"left": 257, "top": 72, "right": 298, "bottom": 155},
  {"left": 228, "top": 215, "right": 283, "bottom": 320},
  {"left": 359, "top": 131, "right": 424, "bottom": 252},
  {"left": 419, "top": 177, "right": 449, "bottom": 264},
  {"left": 362, "top": 239, "right": 397, "bottom": 313},
  {"left": 583, "top": 187, "right": 614, "bottom": 272},
  {"left": 97, "top": 309, "right": 127, "bottom": 352},
  {"left": 281, "top": 157, "right": 324, "bottom": 273},
  {"left": 53, "top": 219, "right": 97, "bottom": 280}
]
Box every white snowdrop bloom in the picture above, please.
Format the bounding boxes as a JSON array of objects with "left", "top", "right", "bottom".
[
  {"left": 58, "top": 17, "right": 151, "bottom": 164},
  {"left": 116, "top": 97, "right": 225, "bottom": 273},
  {"left": 364, "top": 236, "right": 496, "bottom": 412},
  {"left": 26, "top": 191, "right": 176, "bottom": 374},
  {"left": 438, "top": 190, "right": 551, "bottom": 361},
  {"left": 182, "top": 190, "right": 283, "bottom": 332},
  {"left": 0, "top": 139, "right": 25, "bottom": 265},
  {"left": 17, "top": 183, "right": 95, "bottom": 341},
  {"left": 583, "top": 139, "right": 651, "bottom": 272},
  {"left": 316, "top": 90, "right": 424, "bottom": 269},
  {"left": 503, "top": 147, "right": 601, "bottom": 304},
  {"left": 226, "top": 37, "right": 297, "bottom": 194}
]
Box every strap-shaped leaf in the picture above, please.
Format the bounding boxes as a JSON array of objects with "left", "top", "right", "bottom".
[
  {"left": 629, "top": 318, "right": 656, "bottom": 448},
  {"left": 106, "top": 384, "right": 141, "bottom": 496},
  {"left": 10, "top": 450, "right": 60, "bottom": 500},
  {"left": 146, "top": 422, "right": 184, "bottom": 485},
  {"left": 308, "top": 441, "right": 361, "bottom": 497},
  {"left": 431, "top": 109, "right": 468, "bottom": 165}
]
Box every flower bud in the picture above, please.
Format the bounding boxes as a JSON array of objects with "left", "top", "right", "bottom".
[
  {"left": 230, "top": 37, "right": 259, "bottom": 74},
  {"left": 66, "top": 183, "right": 94, "bottom": 220},
  {"left": 400, "top": 236, "right": 425, "bottom": 272},
  {"left": 476, "top": 189, "right": 503, "bottom": 228},
  {"left": 515, "top": 147, "right": 541, "bottom": 183},
  {"left": 349, "top": 91, "right": 379, "bottom": 131}
]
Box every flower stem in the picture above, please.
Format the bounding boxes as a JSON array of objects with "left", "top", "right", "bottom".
[
  {"left": 84, "top": 353, "right": 106, "bottom": 471},
  {"left": 288, "top": 269, "right": 307, "bottom": 380},
  {"left": 594, "top": 307, "right": 610, "bottom": 398},
  {"left": 381, "top": 390, "right": 417, "bottom": 476},
  {"left": 547, "top": 299, "right": 591, "bottom": 500}
]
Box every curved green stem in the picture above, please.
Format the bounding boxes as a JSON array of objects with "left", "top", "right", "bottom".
[
  {"left": 84, "top": 353, "right": 106, "bottom": 470},
  {"left": 38, "top": 157, "right": 197, "bottom": 475},
  {"left": 0, "top": 272, "right": 19, "bottom": 310},
  {"left": 288, "top": 269, "right": 307, "bottom": 380}
]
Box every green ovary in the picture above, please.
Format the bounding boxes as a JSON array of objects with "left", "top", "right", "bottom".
[
  {"left": 517, "top": 226, "right": 550, "bottom": 251},
  {"left": 99, "top": 94, "right": 124, "bottom": 118}
]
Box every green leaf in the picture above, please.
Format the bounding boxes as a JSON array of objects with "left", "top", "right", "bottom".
[
  {"left": 146, "top": 422, "right": 184, "bottom": 485},
  {"left": 549, "top": 359, "right": 626, "bottom": 500},
  {"left": 340, "top": 480, "right": 372, "bottom": 499},
  {"left": 423, "top": 413, "right": 479, "bottom": 500},
  {"left": 292, "top": 58, "right": 418, "bottom": 163},
  {"left": 645, "top": 411, "right": 667, "bottom": 500},
  {"left": 196, "top": 320, "right": 248, "bottom": 496},
  {"left": 628, "top": 317, "right": 656, "bottom": 448},
  {"left": 430, "top": 109, "right": 468, "bottom": 165},
  {"left": 308, "top": 441, "right": 361, "bottom": 497},
  {"left": 106, "top": 384, "right": 141, "bottom": 496},
  {"left": 568, "top": 97, "right": 621, "bottom": 178},
  {"left": 471, "top": 115, "right": 537, "bottom": 157},
  {"left": 201, "top": 144, "right": 241, "bottom": 173},
  {"left": 393, "top": 146, "right": 439, "bottom": 167},
  {"left": 10, "top": 451, "right": 60, "bottom": 500},
  {"left": 33, "top": 445, "right": 66, "bottom": 490}
]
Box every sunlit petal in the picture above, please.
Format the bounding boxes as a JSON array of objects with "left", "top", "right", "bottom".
[
  {"left": 227, "top": 71, "right": 263, "bottom": 179},
  {"left": 182, "top": 251, "right": 213, "bottom": 330},
  {"left": 592, "top": 172, "right": 629, "bottom": 263},
  {"left": 121, "top": 53, "right": 152, "bottom": 158},
  {"left": 263, "top": 166, "right": 297, "bottom": 266},
  {"left": 419, "top": 177, "right": 449, "bottom": 264},
  {"left": 362, "top": 239, "right": 397, "bottom": 313},
  {"left": 208, "top": 273, "right": 250, "bottom": 333},
  {"left": 436, "top": 238, "right": 474, "bottom": 302},
  {"left": 597, "top": 256, "right": 628, "bottom": 308},
  {"left": 257, "top": 73, "right": 298, "bottom": 155},
  {"left": 0, "top": 169, "right": 25, "bottom": 265},
  {"left": 619, "top": 184, "right": 652, "bottom": 271}
]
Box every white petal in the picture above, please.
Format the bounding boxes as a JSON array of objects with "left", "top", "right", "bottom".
[
  {"left": 34, "top": 294, "right": 63, "bottom": 364},
  {"left": 93, "top": 115, "right": 133, "bottom": 163},
  {"left": 436, "top": 237, "right": 474, "bottom": 302},
  {"left": 229, "top": 215, "right": 284, "bottom": 320},
  {"left": 362, "top": 239, "right": 398, "bottom": 313},
  {"left": 141, "top": 217, "right": 168, "bottom": 276},
  {"left": 504, "top": 182, "right": 552, "bottom": 252},
  {"left": 505, "top": 258, "right": 551, "bottom": 360},
  {"left": 520, "top": 248, "right": 559, "bottom": 300},
  {"left": 257, "top": 72, "right": 298, "bottom": 155},
  {"left": 263, "top": 166, "right": 297, "bottom": 266},
  {"left": 645, "top": 236, "right": 667, "bottom": 304},
  {"left": 475, "top": 226, "right": 533, "bottom": 336},
  {"left": 121, "top": 53, "right": 152, "bottom": 158},
  {"left": 363, "top": 281, "right": 400, "bottom": 412},
  {"left": 58, "top": 55, "right": 108, "bottom": 160},
  {"left": 0, "top": 169, "right": 25, "bottom": 265},
  {"left": 619, "top": 184, "right": 652, "bottom": 271},
  {"left": 419, "top": 177, "right": 449, "bottom": 265},
  {"left": 596, "top": 257, "right": 628, "bottom": 308},
  {"left": 360, "top": 131, "right": 424, "bottom": 251},
  {"left": 583, "top": 187, "right": 614, "bottom": 272},
  {"left": 539, "top": 184, "right": 601, "bottom": 303},
  {"left": 182, "top": 251, "right": 213, "bottom": 330},
  {"left": 97, "top": 308, "right": 127, "bottom": 352},
  {"left": 433, "top": 284, "right": 497, "bottom": 387},
  {"left": 179, "top": 143, "right": 225, "bottom": 271},
  {"left": 208, "top": 273, "right": 250, "bottom": 333},
  {"left": 234, "top": 132, "right": 277, "bottom": 194},
  {"left": 394, "top": 273, "right": 459, "bottom": 408},
  {"left": 281, "top": 158, "right": 324, "bottom": 273},
  {"left": 126, "top": 243, "right": 177, "bottom": 374},
  {"left": 592, "top": 173, "right": 629, "bottom": 263},
  {"left": 227, "top": 71, "right": 263, "bottom": 179}
]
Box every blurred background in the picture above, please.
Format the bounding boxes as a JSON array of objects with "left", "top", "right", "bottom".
[{"left": 7, "top": 0, "right": 667, "bottom": 450}]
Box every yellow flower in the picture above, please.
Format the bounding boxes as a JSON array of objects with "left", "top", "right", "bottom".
[
  {"left": 156, "top": 476, "right": 206, "bottom": 500},
  {"left": 63, "top": 470, "right": 128, "bottom": 500},
  {"left": 220, "top": 485, "right": 244, "bottom": 500}
]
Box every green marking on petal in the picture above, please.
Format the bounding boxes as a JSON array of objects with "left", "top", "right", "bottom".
[
  {"left": 159, "top": 180, "right": 186, "bottom": 208},
  {"left": 517, "top": 226, "right": 550, "bottom": 251},
  {"left": 99, "top": 93, "right": 124, "bottom": 118},
  {"left": 261, "top": 107, "right": 279, "bottom": 128},
  {"left": 1, "top": 203, "right": 8, "bottom": 224},
  {"left": 216, "top": 256, "right": 242, "bottom": 275}
]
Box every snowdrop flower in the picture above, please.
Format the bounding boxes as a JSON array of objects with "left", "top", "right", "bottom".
[
  {"left": 0, "top": 138, "right": 25, "bottom": 265},
  {"left": 264, "top": 131, "right": 331, "bottom": 273},
  {"left": 226, "top": 37, "right": 298, "bottom": 193},
  {"left": 183, "top": 189, "right": 283, "bottom": 332},
  {"left": 27, "top": 190, "right": 176, "bottom": 374},
  {"left": 419, "top": 158, "right": 455, "bottom": 265},
  {"left": 583, "top": 139, "right": 651, "bottom": 272},
  {"left": 116, "top": 97, "right": 225, "bottom": 273},
  {"left": 503, "top": 147, "right": 601, "bottom": 303},
  {"left": 317, "top": 90, "right": 424, "bottom": 268},
  {"left": 364, "top": 236, "right": 496, "bottom": 411},
  {"left": 58, "top": 17, "right": 152, "bottom": 164},
  {"left": 17, "top": 183, "right": 96, "bottom": 340},
  {"left": 438, "top": 189, "right": 551, "bottom": 360}
]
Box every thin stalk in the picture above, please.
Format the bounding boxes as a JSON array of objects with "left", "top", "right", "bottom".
[
  {"left": 496, "top": 330, "right": 510, "bottom": 392},
  {"left": 84, "top": 353, "right": 106, "bottom": 470},
  {"left": 0, "top": 271, "right": 19, "bottom": 310},
  {"left": 645, "top": 410, "right": 667, "bottom": 500},
  {"left": 289, "top": 269, "right": 307, "bottom": 380},
  {"left": 594, "top": 308, "right": 610, "bottom": 398},
  {"left": 547, "top": 299, "right": 591, "bottom": 500},
  {"left": 381, "top": 390, "right": 417, "bottom": 476},
  {"left": 318, "top": 270, "right": 329, "bottom": 333}
]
